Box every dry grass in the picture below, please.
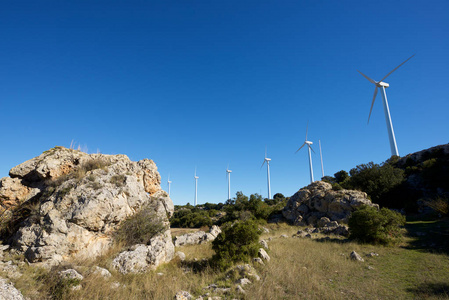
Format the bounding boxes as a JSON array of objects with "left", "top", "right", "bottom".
[{"left": 6, "top": 221, "right": 449, "bottom": 299}]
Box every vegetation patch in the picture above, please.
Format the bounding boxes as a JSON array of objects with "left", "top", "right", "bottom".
[
  {"left": 348, "top": 205, "right": 406, "bottom": 245},
  {"left": 114, "top": 205, "right": 166, "bottom": 246},
  {"left": 211, "top": 220, "right": 261, "bottom": 270}
]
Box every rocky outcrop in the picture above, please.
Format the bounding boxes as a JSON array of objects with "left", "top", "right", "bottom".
[
  {"left": 173, "top": 225, "right": 221, "bottom": 247},
  {"left": 111, "top": 229, "right": 174, "bottom": 274},
  {"left": 283, "top": 181, "right": 378, "bottom": 226},
  {"left": 0, "top": 147, "right": 174, "bottom": 269}
]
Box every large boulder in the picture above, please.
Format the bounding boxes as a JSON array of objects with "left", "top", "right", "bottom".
[
  {"left": 282, "top": 181, "right": 378, "bottom": 226},
  {"left": 0, "top": 147, "right": 174, "bottom": 269}
]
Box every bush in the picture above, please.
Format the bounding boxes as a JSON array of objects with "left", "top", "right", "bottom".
[
  {"left": 212, "top": 220, "right": 261, "bottom": 270},
  {"left": 114, "top": 205, "right": 166, "bottom": 246},
  {"left": 348, "top": 205, "right": 406, "bottom": 245}
]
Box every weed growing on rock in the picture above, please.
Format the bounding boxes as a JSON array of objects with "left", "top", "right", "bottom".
[
  {"left": 114, "top": 205, "right": 166, "bottom": 246},
  {"left": 109, "top": 175, "right": 126, "bottom": 187}
]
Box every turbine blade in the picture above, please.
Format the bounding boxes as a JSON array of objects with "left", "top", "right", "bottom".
[
  {"left": 295, "top": 143, "right": 306, "bottom": 153},
  {"left": 357, "top": 70, "right": 377, "bottom": 84},
  {"left": 305, "top": 121, "right": 309, "bottom": 141},
  {"left": 261, "top": 160, "right": 266, "bottom": 169},
  {"left": 367, "top": 87, "right": 378, "bottom": 124},
  {"left": 309, "top": 145, "right": 316, "bottom": 154},
  {"left": 265, "top": 146, "right": 267, "bottom": 159},
  {"left": 379, "top": 54, "right": 415, "bottom": 82}
]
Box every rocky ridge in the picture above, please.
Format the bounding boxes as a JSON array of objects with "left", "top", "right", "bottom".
[{"left": 0, "top": 146, "right": 174, "bottom": 269}]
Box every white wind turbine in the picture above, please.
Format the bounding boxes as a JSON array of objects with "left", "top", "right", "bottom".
[
  {"left": 167, "top": 174, "right": 172, "bottom": 196},
  {"left": 358, "top": 54, "right": 415, "bottom": 157},
  {"left": 261, "top": 148, "right": 272, "bottom": 199},
  {"left": 194, "top": 168, "right": 199, "bottom": 206},
  {"left": 295, "top": 122, "right": 315, "bottom": 184},
  {"left": 226, "top": 165, "right": 232, "bottom": 201}
]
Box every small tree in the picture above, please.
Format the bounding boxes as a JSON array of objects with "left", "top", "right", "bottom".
[
  {"left": 348, "top": 205, "right": 406, "bottom": 245},
  {"left": 212, "top": 220, "right": 261, "bottom": 270}
]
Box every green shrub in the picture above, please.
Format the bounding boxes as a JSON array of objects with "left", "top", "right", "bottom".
[
  {"left": 348, "top": 205, "right": 406, "bottom": 245},
  {"left": 114, "top": 205, "right": 166, "bottom": 246},
  {"left": 211, "top": 220, "right": 261, "bottom": 270}
]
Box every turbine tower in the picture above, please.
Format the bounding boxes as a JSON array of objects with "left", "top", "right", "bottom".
[
  {"left": 358, "top": 54, "right": 415, "bottom": 157},
  {"left": 319, "top": 140, "right": 324, "bottom": 179},
  {"left": 226, "top": 166, "right": 232, "bottom": 201},
  {"left": 194, "top": 168, "right": 199, "bottom": 206},
  {"left": 295, "top": 122, "right": 315, "bottom": 184},
  {"left": 261, "top": 148, "right": 272, "bottom": 199},
  {"left": 167, "top": 174, "right": 172, "bottom": 196}
]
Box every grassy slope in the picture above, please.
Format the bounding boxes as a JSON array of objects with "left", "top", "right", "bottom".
[{"left": 4, "top": 219, "right": 449, "bottom": 299}]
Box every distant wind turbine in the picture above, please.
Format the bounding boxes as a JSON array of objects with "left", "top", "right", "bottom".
[
  {"left": 358, "top": 54, "right": 415, "bottom": 157},
  {"left": 226, "top": 165, "right": 232, "bottom": 201},
  {"left": 194, "top": 168, "right": 199, "bottom": 206},
  {"left": 319, "top": 140, "right": 324, "bottom": 179},
  {"left": 295, "top": 122, "right": 315, "bottom": 184},
  {"left": 261, "top": 147, "right": 272, "bottom": 199},
  {"left": 167, "top": 174, "right": 172, "bottom": 196}
]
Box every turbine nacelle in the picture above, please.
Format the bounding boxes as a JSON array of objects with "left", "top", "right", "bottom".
[
  {"left": 226, "top": 169, "right": 232, "bottom": 173},
  {"left": 377, "top": 81, "right": 389, "bottom": 88}
]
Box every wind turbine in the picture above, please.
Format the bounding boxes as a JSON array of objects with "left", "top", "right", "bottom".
[
  {"left": 194, "top": 168, "right": 199, "bottom": 206},
  {"left": 358, "top": 54, "right": 415, "bottom": 157},
  {"left": 295, "top": 122, "right": 315, "bottom": 184},
  {"left": 319, "top": 140, "right": 324, "bottom": 179},
  {"left": 226, "top": 165, "right": 232, "bottom": 201},
  {"left": 261, "top": 148, "right": 272, "bottom": 199},
  {"left": 167, "top": 174, "right": 172, "bottom": 196}
]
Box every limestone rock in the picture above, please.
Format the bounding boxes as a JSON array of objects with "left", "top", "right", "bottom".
[
  {"left": 174, "top": 226, "right": 221, "bottom": 247},
  {"left": 93, "top": 266, "right": 112, "bottom": 278},
  {"left": 59, "top": 269, "right": 84, "bottom": 281},
  {"left": 174, "top": 291, "right": 192, "bottom": 300},
  {"left": 350, "top": 251, "right": 364, "bottom": 262},
  {"left": 175, "top": 251, "right": 186, "bottom": 261},
  {"left": 259, "top": 240, "right": 269, "bottom": 250},
  {"left": 112, "top": 230, "right": 174, "bottom": 274},
  {"left": 0, "top": 277, "right": 25, "bottom": 300},
  {"left": 258, "top": 248, "right": 270, "bottom": 262},
  {"left": 283, "top": 181, "right": 378, "bottom": 226},
  {"left": 0, "top": 147, "right": 173, "bottom": 269}
]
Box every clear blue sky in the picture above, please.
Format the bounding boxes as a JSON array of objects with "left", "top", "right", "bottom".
[{"left": 1, "top": 1, "right": 448, "bottom": 205}]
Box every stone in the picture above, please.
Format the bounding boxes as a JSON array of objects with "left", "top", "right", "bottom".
[
  {"left": 174, "top": 291, "right": 192, "bottom": 300},
  {"left": 93, "top": 266, "right": 112, "bottom": 278},
  {"left": 0, "top": 147, "right": 174, "bottom": 269},
  {"left": 258, "top": 248, "right": 270, "bottom": 262},
  {"left": 235, "top": 284, "right": 246, "bottom": 294},
  {"left": 0, "top": 277, "right": 25, "bottom": 300},
  {"left": 350, "top": 251, "right": 364, "bottom": 262},
  {"left": 174, "top": 226, "right": 221, "bottom": 247},
  {"left": 259, "top": 240, "right": 269, "bottom": 250},
  {"left": 282, "top": 181, "right": 378, "bottom": 226},
  {"left": 0, "top": 261, "right": 22, "bottom": 279},
  {"left": 175, "top": 251, "right": 186, "bottom": 261},
  {"left": 59, "top": 269, "right": 84, "bottom": 281},
  {"left": 367, "top": 252, "right": 379, "bottom": 257},
  {"left": 236, "top": 278, "right": 252, "bottom": 286},
  {"left": 111, "top": 230, "right": 174, "bottom": 274},
  {"left": 253, "top": 258, "right": 264, "bottom": 265},
  {"left": 280, "top": 234, "right": 288, "bottom": 238}
]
